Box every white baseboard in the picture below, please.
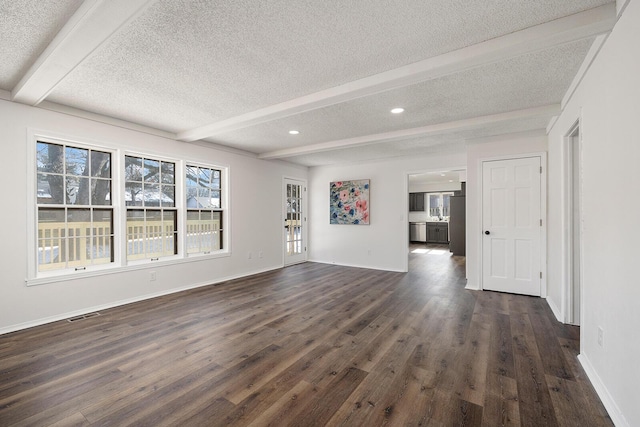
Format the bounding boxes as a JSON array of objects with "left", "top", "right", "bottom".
[
  {"left": 307, "top": 259, "right": 406, "bottom": 273},
  {"left": 0, "top": 265, "right": 282, "bottom": 336},
  {"left": 546, "top": 296, "right": 563, "bottom": 323},
  {"left": 578, "top": 353, "right": 629, "bottom": 427}
]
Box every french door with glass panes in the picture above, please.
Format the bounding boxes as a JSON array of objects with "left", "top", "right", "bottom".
[{"left": 284, "top": 178, "right": 306, "bottom": 265}]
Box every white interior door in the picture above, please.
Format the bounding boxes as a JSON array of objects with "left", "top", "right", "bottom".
[
  {"left": 482, "top": 157, "right": 542, "bottom": 296},
  {"left": 284, "top": 178, "right": 306, "bottom": 265}
]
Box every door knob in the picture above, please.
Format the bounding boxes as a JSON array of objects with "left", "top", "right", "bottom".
[{"left": 484, "top": 230, "right": 490, "bottom": 235}]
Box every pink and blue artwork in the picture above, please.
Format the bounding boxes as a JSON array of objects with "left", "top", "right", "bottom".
[{"left": 330, "top": 179, "right": 370, "bottom": 225}]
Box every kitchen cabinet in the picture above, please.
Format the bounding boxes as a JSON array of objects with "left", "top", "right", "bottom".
[
  {"left": 426, "top": 222, "right": 449, "bottom": 243},
  {"left": 409, "top": 193, "right": 425, "bottom": 211}
]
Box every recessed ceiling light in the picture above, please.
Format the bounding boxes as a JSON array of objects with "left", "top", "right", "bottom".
[
  {"left": 289, "top": 130, "right": 300, "bottom": 135},
  {"left": 440, "top": 173, "right": 446, "bottom": 177},
  {"left": 390, "top": 107, "right": 405, "bottom": 114},
  {"left": 449, "top": 180, "right": 453, "bottom": 182}
]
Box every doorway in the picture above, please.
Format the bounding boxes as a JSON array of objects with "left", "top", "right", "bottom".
[
  {"left": 481, "top": 156, "right": 544, "bottom": 296},
  {"left": 567, "top": 124, "right": 582, "bottom": 325},
  {"left": 407, "top": 170, "right": 466, "bottom": 272},
  {"left": 283, "top": 178, "right": 306, "bottom": 266}
]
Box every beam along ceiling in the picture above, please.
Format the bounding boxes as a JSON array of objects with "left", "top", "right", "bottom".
[{"left": 1, "top": 0, "right": 616, "bottom": 166}]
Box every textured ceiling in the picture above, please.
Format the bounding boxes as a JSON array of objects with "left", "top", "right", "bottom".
[
  {"left": 284, "top": 115, "right": 551, "bottom": 167},
  {"left": 0, "top": 0, "right": 83, "bottom": 90},
  {"left": 208, "top": 39, "right": 593, "bottom": 154},
  {"left": 2, "top": 0, "right": 616, "bottom": 166}
]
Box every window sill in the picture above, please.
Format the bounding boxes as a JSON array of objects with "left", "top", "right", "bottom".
[{"left": 25, "top": 250, "right": 231, "bottom": 287}]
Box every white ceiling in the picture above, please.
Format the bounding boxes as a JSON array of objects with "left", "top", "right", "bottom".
[{"left": 0, "top": 0, "right": 616, "bottom": 166}]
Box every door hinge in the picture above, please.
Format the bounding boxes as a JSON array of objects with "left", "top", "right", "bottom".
[
  {"left": 540, "top": 272, "right": 542, "bottom": 279},
  {"left": 304, "top": 247, "right": 307, "bottom": 252},
  {"left": 540, "top": 166, "right": 543, "bottom": 174},
  {"left": 540, "top": 219, "right": 542, "bottom": 226}
]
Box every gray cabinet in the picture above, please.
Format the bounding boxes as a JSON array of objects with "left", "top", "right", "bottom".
[
  {"left": 409, "top": 193, "right": 425, "bottom": 211},
  {"left": 426, "top": 222, "right": 449, "bottom": 243}
]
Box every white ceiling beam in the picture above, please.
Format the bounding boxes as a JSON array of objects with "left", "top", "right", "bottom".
[
  {"left": 259, "top": 104, "right": 561, "bottom": 160},
  {"left": 11, "top": 0, "right": 157, "bottom": 106},
  {"left": 178, "top": 3, "right": 615, "bottom": 142}
]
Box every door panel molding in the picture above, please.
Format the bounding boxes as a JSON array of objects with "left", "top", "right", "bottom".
[{"left": 479, "top": 152, "right": 547, "bottom": 297}]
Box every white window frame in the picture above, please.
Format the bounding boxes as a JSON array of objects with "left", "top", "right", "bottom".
[
  {"left": 27, "top": 131, "right": 122, "bottom": 282},
  {"left": 26, "top": 130, "right": 231, "bottom": 287},
  {"left": 122, "top": 152, "right": 181, "bottom": 265},
  {"left": 183, "top": 161, "right": 229, "bottom": 258}
]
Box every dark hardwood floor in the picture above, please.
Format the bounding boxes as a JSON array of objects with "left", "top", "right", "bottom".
[{"left": 0, "top": 246, "right": 612, "bottom": 426}]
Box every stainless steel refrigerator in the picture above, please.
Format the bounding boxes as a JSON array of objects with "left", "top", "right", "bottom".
[{"left": 449, "top": 195, "right": 466, "bottom": 256}]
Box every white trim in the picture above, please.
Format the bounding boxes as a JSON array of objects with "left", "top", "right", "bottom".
[
  {"left": 578, "top": 354, "right": 630, "bottom": 427},
  {"left": 260, "top": 105, "right": 560, "bottom": 160},
  {"left": 26, "top": 249, "right": 231, "bottom": 286},
  {"left": 12, "top": 0, "right": 157, "bottom": 105},
  {"left": 561, "top": 34, "right": 609, "bottom": 111},
  {"left": 546, "top": 296, "right": 563, "bottom": 322},
  {"left": 28, "top": 132, "right": 121, "bottom": 280},
  {"left": 283, "top": 176, "right": 308, "bottom": 266},
  {"left": 26, "top": 128, "right": 233, "bottom": 285},
  {"left": 7, "top": 265, "right": 281, "bottom": 336},
  {"left": 478, "top": 152, "right": 547, "bottom": 297},
  {"left": 563, "top": 119, "right": 584, "bottom": 326},
  {"left": 307, "top": 259, "right": 405, "bottom": 273},
  {"left": 178, "top": 4, "right": 615, "bottom": 142}
]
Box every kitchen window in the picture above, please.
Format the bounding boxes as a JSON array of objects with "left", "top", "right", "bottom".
[{"left": 427, "top": 192, "right": 454, "bottom": 219}]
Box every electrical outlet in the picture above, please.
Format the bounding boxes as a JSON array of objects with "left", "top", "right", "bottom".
[
  {"left": 258, "top": 251, "right": 263, "bottom": 259},
  {"left": 597, "top": 327, "right": 604, "bottom": 347},
  {"left": 367, "top": 249, "right": 371, "bottom": 256},
  {"left": 150, "top": 271, "right": 156, "bottom": 281},
  {"left": 247, "top": 252, "right": 252, "bottom": 259}
]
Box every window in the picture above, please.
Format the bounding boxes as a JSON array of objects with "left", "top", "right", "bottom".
[
  {"left": 36, "top": 141, "right": 113, "bottom": 271},
  {"left": 427, "top": 192, "right": 453, "bottom": 219},
  {"left": 125, "top": 156, "right": 177, "bottom": 260},
  {"left": 185, "top": 165, "right": 223, "bottom": 254},
  {"left": 30, "top": 134, "right": 230, "bottom": 283}
]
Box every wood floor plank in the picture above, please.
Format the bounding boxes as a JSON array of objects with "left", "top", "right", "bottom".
[
  {"left": 510, "top": 313, "right": 560, "bottom": 427},
  {"left": 0, "top": 245, "right": 614, "bottom": 427},
  {"left": 290, "top": 366, "right": 367, "bottom": 427},
  {"left": 482, "top": 372, "right": 520, "bottom": 427}
]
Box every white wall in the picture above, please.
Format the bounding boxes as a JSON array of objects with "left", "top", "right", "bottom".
[
  {"left": 547, "top": 1, "right": 640, "bottom": 425},
  {"left": 0, "top": 99, "right": 307, "bottom": 333},
  {"left": 465, "top": 130, "right": 548, "bottom": 290},
  {"left": 308, "top": 153, "right": 466, "bottom": 272},
  {"left": 408, "top": 181, "right": 462, "bottom": 193}
]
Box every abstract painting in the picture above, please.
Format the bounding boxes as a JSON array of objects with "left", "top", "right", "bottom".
[{"left": 330, "top": 179, "right": 370, "bottom": 225}]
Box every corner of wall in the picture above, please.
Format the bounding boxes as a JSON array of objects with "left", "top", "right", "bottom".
[
  {"left": 545, "top": 295, "right": 563, "bottom": 322},
  {"left": 578, "top": 353, "right": 630, "bottom": 427}
]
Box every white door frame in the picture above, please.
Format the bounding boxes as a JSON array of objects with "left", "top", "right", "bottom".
[
  {"left": 283, "top": 176, "right": 308, "bottom": 266},
  {"left": 478, "top": 152, "right": 547, "bottom": 297},
  {"left": 564, "top": 120, "right": 583, "bottom": 325}
]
